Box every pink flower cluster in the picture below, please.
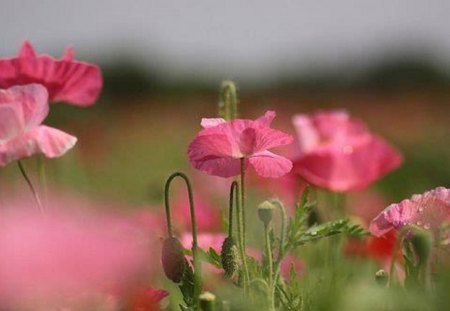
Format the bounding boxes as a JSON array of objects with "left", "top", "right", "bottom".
[{"left": 0, "top": 41, "right": 103, "bottom": 166}]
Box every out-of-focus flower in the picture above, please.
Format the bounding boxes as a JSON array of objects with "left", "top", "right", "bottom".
[
  {"left": 0, "top": 84, "right": 76, "bottom": 166},
  {"left": 280, "top": 255, "right": 305, "bottom": 279},
  {"left": 291, "top": 110, "right": 403, "bottom": 192},
  {"left": 0, "top": 41, "right": 102, "bottom": 106},
  {"left": 172, "top": 192, "right": 222, "bottom": 233},
  {"left": 188, "top": 111, "right": 293, "bottom": 178},
  {"left": 370, "top": 187, "right": 450, "bottom": 238},
  {"left": 125, "top": 286, "right": 169, "bottom": 311},
  {"left": 0, "top": 201, "right": 155, "bottom": 309}
]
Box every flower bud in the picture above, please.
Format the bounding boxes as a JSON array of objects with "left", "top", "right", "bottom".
[
  {"left": 161, "top": 237, "right": 186, "bottom": 283},
  {"left": 200, "top": 291, "right": 216, "bottom": 311},
  {"left": 221, "top": 236, "right": 240, "bottom": 278},
  {"left": 410, "top": 228, "right": 433, "bottom": 267},
  {"left": 375, "top": 269, "right": 388, "bottom": 286},
  {"left": 258, "top": 201, "right": 276, "bottom": 226}
]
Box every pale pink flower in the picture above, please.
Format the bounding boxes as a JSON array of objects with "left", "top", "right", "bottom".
[
  {"left": 0, "top": 41, "right": 102, "bottom": 106},
  {"left": 280, "top": 255, "right": 306, "bottom": 279},
  {"left": 0, "top": 84, "right": 77, "bottom": 166},
  {"left": 188, "top": 111, "right": 293, "bottom": 178},
  {"left": 292, "top": 110, "right": 403, "bottom": 192},
  {"left": 370, "top": 187, "right": 450, "bottom": 237},
  {"left": 0, "top": 203, "right": 156, "bottom": 309}
]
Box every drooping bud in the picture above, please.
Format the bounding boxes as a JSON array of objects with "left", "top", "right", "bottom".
[
  {"left": 258, "top": 201, "right": 276, "bottom": 226},
  {"left": 199, "top": 291, "right": 216, "bottom": 311},
  {"left": 162, "top": 237, "right": 186, "bottom": 283},
  {"left": 221, "top": 236, "right": 240, "bottom": 278},
  {"left": 375, "top": 269, "right": 388, "bottom": 286}
]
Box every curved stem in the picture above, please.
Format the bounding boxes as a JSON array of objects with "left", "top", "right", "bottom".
[
  {"left": 18, "top": 160, "right": 44, "bottom": 214},
  {"left": 164, "top": 172, "right": 202, "bottom": 308}
]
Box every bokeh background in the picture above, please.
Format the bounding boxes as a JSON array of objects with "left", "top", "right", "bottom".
[{"left": 0, "top": 0, "right": 449, "bottom": 208}]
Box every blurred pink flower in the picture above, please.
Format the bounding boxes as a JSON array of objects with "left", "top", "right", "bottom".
[
  {"left": 172, "top": 193, "right": 222, "bottom": 233},
  {"left": 125, "top": 286, "right": 169, "bottom": 311},
  {"left": 0, "top": 204, "right": 155, "bottom": 309},
  {"left": 188, "top": 111, "right": 293, "bottom": 178},
  {"left": 0, "top": 84, "right": 76, "bottom": 166},
  {"left": 292, "top": 110, "right": 403, "bottom": 192},
  {"left": 280, "top": 255, "right": 305, "bottom": 279},
  {"left": 0, "top": 41, "right": 102, "bottom": 106},
  {"left": 370, "top": 187, "right": 450, "bottom": 237}
]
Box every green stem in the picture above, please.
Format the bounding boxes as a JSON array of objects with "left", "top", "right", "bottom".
[
  {"left": 239, "top": 158, "right": 250, "bottom": 291},
  {"left": 18, "top": 160, "right": 44, "bottom": 214},
  {"left": 164, "top": 172, "right": 202, "bottom": 309},
  {"left": 37, "top": 155, "right": 48, "bottom": 207},
  {"left": 388, "top": 227, "right": 408, "bottom": 287},
  {"left": 264, "top": 223, "right": 275, "bottom": 311},
  {"left": 219, "top": 81, "right": 238, "bottom": 120},
  {"left": 228, "top": 182, "right": 237, "bottom": 237}
]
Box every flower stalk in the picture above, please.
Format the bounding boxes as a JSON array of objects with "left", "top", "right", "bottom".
[
  {"left": 164, "top": 172, "right": 202, "bottom": 309},
  {"left": 17, "top": 160, "right": 44, "bottom": 214}
]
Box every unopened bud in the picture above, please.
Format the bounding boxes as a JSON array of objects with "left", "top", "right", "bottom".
[
  {"left": 221, "top": 236, "right": 240, "bottom": 278},
  {"left": 375, "top": 269, "right": 388, "bottom": 286},
  {"left": 161, "top": 237, "right": 186, "bottom": 283},
  {"left": 200, "top": 291, "right": 216, "bottom": 311},
  {"left": 258, "top": 201, "right": 275, "bottom": 226}
]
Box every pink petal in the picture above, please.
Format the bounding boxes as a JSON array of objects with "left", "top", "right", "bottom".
[
  {"left": 0, "top": 125, "right": 77, "bottom": 166},
  {"left": 201, "top": 118, "right": 226, "bottom": 129},
  {"left": 0, "top": 104, "right": 24, "bottom": 142},
  {"left": 253, "top": 126, "right": 294, "bottom": 152},
  {"left": 370, "top": 187, "right": 450, "bottom": 237},
  {"left": 255, "top": 110, "right": 276, "bottom": 127},
  {"left": 187, "top": 132, "right": 242, "bottom": 177},
  {"left": 249, "top": 151, "right": 293, "bottom": 178},
  {"left": 294, "top": 135, "right": 403, "bottom": 192},
  {"left": 7, "top": 84, "right": 49, "bottom": 130},
  {"left": 0, "top": 41, "right": 102, "bottom": 106},
  {"left": 18, "top": 41, "right": 36, "bottom": 58}
]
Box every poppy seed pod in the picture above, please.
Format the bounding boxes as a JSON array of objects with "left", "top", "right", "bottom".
[
  {"left": 162, "top": 237, "right": 186, "bottom": 283},
  {"left": 221, "top": 237, "right": 240, "bottom": 279},
  {"left": 258, "top": 201, "right": 276, "bottom": 226}
]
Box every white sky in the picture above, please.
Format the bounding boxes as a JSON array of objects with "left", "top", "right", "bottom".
[{"left": 1, "top": 0, "right": 449, "bottom": 83}]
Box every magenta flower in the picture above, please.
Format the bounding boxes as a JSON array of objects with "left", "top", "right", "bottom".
[
  {"left": 370, "top": 187, "right": 450, "bottom": 237},
  {"left": 292, "top": 110, "right": 403, "bottom": 192},
  {"left": 188, "top": 111, "right": 293, "bottom": 178},
  {"left": 0, "top": 84, "right": 77, "bottom": 166},
  {"left": 0, "top": 41, "right": 102, "bottom": 106}
]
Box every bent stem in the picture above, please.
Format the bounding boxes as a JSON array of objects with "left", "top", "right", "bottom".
[
  {"left": 164, "top": 172, "right": 202, "bottom": 309},
  {"left": 239, "top": 158, "right": 250, "bottom": 293},
  {"left": 18, "top": 160, "right": 44, "bottom": 214}
]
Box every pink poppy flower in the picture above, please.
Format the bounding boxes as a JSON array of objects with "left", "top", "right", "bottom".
[
  {"left": 0, "top": 41, "right": 102, "bottom": 106},
  {"left": 369, "top": 187, "right": 450, "bottom": 237},
  {"left": 0, "top": 202, "right": 156, "bottom": 309},
  {"left": 292, "top": 110, "right": 403, "bottom": 192},
  {"left": 280, "top": 255, "right": 305, "bottom": 279},
  {"left": 188, "top": 111, "right": 293, "bottom": 178},
  {"left": 0, "top": 84, "right": 77, "bottom": 166}
]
